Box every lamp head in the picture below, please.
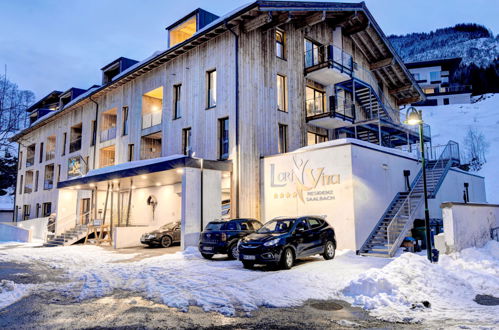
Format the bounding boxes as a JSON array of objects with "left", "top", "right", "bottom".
[{"left": 404, "top": 107, "right": 423, "bottom": 126}]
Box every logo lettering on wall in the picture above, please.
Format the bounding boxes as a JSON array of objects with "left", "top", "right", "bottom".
[{"left": 270, "top": 156, "right": 340, "bottom": 203}]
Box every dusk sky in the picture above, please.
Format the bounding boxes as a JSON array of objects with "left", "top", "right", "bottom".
[{"left": 1, "top": 0, "right": 497, "bottom": 99}]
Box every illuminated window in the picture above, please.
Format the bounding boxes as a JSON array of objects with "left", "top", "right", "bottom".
[
  {"left": 207, "top": 70, "right": 217, "bottom": 108},
  {"left": 276, "top": 29, "right": 286, "bottom": 59},
  {"left": 307, "top": 132, "right": 327, "bottom": 146},
  {"left": 305, "top": 86, "right": 325, "bottom": 116},
  {"left": 142, "top": 87, "right": 163, "bottom": 129},
  {"left": 277, "top": 74, "right": 287, "bottom": 112},
  {"left": 169, "top": 16, "right": 197, "bottom": 47}
]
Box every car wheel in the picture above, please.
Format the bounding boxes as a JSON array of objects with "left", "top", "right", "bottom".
[
  {"left": 228, "top": 242, "right": 239, "bottom": 260},
  {"left": 201, "top": 253, "right": 214, "bottom": 260},
  {"left": 242, "top": 261, "right": 254, "bottom": 269},
  {"left": 280, "top": 248, "right": 294, "bottom": 270},
  {"left": 323, "top": 240, "right": 336, "bottom": 260},
  {"left": 160, "top": 235, "right": 172, "bottom": 248}
]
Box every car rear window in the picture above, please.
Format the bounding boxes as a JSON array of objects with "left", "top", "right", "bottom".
[
  {"left": 225, "top": 221, "right": 239, "bottom": 231},
  {"left": 205, "top": 222, "right": 225, "bottom": 231},
  {"left": 308, "top": 218, "right": 322, "bottom": 229}
]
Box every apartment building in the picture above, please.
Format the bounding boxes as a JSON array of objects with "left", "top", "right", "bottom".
[
  {"left": 11, "top": 1, "right": 485, "bottom": 253},
  {"left": 407, "top": 58, "right": 472, "bottom": 106}
]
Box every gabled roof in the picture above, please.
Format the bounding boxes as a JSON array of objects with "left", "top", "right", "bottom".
[{"left": 13, "top": 1, "right": 424, "bottom": 141}]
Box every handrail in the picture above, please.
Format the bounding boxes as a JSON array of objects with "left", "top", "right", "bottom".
[{"left": 46, "top": 211, "right": 91, "bottom": 236}]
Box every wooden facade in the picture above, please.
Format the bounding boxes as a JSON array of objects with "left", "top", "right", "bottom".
[{"left": 13, "top": 1, "right": 423, "bottom": 222}]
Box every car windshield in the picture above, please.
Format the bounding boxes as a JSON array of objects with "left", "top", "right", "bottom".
[
  {"left": 257, "top": 219, "right": 295, "bottom": 234},
  {"left": 205, "top": 222, "right": 225, "bottom": 231},
  {"left": 160, "top": 222, "right": 177, "bottom": 230}
]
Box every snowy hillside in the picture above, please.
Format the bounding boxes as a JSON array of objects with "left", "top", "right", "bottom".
[
  {"left": 419, "top": 94, "right": 499, "bottom": 203},
  {"left": 389, "top": 24, "right": 498, "bottom": 68}
]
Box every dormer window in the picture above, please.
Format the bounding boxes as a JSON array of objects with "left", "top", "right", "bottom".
[
  {"left": 169, "top": 15, "right": 197, "bottom": 47},
  {"left": 167, "top": 9, "right": 219, "bottom": 48}
]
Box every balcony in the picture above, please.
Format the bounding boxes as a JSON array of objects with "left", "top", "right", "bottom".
[
  {"left": 69, "top": 137, "right": 82, "bottom": 153},
  {"left": 306, "top": 95, "right": 355, "bottom": 129},
  {"left": 100, "top": 127, "right": 117, "bottom": 142},
  {"left": 304, "top": 45, "right": 353, "bottom": 86},
  {"left": 142, "top": 112, "right": 162, "bottom": 130}
]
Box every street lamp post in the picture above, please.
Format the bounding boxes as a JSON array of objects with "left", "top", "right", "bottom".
[{"left": 404, "top": 107, "right": 432, "bottom": 262}]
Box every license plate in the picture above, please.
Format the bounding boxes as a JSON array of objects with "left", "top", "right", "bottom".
[
  {"left": 243, "top": 255, "right": 256, "bottom": 260},
  {"left": 203, "top": 246, "right": 213, "bottom": 251}
]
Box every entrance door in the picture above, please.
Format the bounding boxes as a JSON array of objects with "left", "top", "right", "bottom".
[{"left": 80, "top": 198, "right": 90, "bottom": 225}]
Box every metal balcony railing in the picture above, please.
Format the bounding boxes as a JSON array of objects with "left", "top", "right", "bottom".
[
  {"left": 100, "top": 127, "right": 117, "bottom": 142},
  {"left": 142, "top": 112, "right": 162, "bottom": 129},
  {"left": 304, "top": 44, "right": 353, "bottom": 76}
]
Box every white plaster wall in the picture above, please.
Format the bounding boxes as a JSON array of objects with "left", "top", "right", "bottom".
[
  {"left": 0, "top": 223, "right": 31, "bottom": 242},
  {"left": 261, "top": 144, "right": 356, "bottom": 250},
  {"left": 181, "top": 168, "right": 201, "bottom": 248},
  {"left": 55, "top": 189, "right": 78, "bottom": 235},
  {"left": 202, "top": 169, "right": 222, "bottom": 229},
  {"left": 113, "top": 226, "right": 157, "bottom": 249},
  {"left": 128, "top": 184, "right": 181, "bottom": 227},
  {"left": 442, "top": 203, "right": 499, "bottom": 252},
  {"left": 16, "top": 217, "right": 49, "bottom": 241},
  {"left": 351, "top": 144, "right": 420, "bottom": 250}
]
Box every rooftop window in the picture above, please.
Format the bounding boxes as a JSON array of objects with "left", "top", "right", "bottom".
[{"left": 169, "top": 15, "right": 197, "bottom": 47}]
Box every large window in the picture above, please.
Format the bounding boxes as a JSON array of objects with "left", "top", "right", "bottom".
[
  {"left": 307, "top": 132, "right": 327, "bottom": 146},
  {"left": 304, "top": 38, "right": 323, "bottom": 68},
  {"left": 99, "top": 145, "right": 116, "bottom": 168},
  {"left": 276, "top": 29, "right": 286, "bottom": 59},
  {"left": 46, "top": 136, "right": 56, "bottom": 161},
  {"left": 69, "top": 123, "right": 82, "bottom": 153},
  {"left": 140, "top": 133, "right": 162, "bottom": 160},
  {"left": 305, "top": 86, "right": 326, "bottom": 116},
  {"left": 278, "top": 124, "right": 288, "bottom": 153},
  {"left": 26, "top": 144, "right": 35, "bottom": 167},
  {"left": 24, "top": 170, "right": 33, "bottom": 194},
  {"left": 122, "top": 106, "right": 129, "bottom": 136},
  {"left": 277, "top": 74, "right": 287, "bottom": 112},
  {"left": 142, "top": 87, "right": 163, "bottom": 129},
  {"left": 173, "top": 84, "right": 182, "bottom": 119},
  {"left": 44, "top": 164, "right": 54, "bottom": 190},
  {"left": 101, "top": 108, "right": 118, "bottom": 141},
  {"left": 169, "top": 15, "right": 197, "bottom": 47},
  {"left": 219, "top": 118, "right": 229, "bottom": 160},
  {"left": 207, "top": 70, "right": 217, "bottom": 108},
  {"left": 182, "top": 127, "right": 192, "bottom": 155}
]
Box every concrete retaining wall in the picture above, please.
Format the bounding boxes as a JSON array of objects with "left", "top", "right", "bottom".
[
  {"left": 16, "top": 217, "right": 49, "bottom": 241},
  {"left": 0, "top": 222, "right": 31, "bottom": 242},
  {"left": 440, "top": 202, "right": 499, "bottom": 253}
]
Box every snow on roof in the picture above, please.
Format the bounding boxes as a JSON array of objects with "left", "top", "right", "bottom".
[{"left": 112, "top": 51, "right": 164, "bottom": 82}]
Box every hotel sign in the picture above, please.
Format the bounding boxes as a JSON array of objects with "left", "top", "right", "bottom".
[
  {"left": 269, "top": 156, "right": 340, "bottom": 203},
  {"left": 67, "top": 156, "right": 84, "bottom": 178}
]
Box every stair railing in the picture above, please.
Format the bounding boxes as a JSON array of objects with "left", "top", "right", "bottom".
[
  {"left": 46, "top": 211, "right": 91, "bottom": 240},
  {"left": 387, "top": 141, "right": 457, "bottom": 256}
]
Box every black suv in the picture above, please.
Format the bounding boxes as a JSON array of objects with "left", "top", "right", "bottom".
[
  {"left": 140, "top": 221, "right": 181, "bottom": 248},
  {"left": 199, "top": 218, "right": 263, "bottom": 259},
  {"left": 238, "top": 216, "right": 336, "bottom": 269}
]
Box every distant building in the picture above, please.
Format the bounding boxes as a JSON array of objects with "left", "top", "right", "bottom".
[{"left": 406, "top": 58, "right": 472, "bottom": 106}]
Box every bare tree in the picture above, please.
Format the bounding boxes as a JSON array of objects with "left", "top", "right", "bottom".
[
  {"left": 463, "top": 126, "right": 490, "bottom": 171},
  {"left": 0, "top": 70, "right": 35, "bottom": 156}
]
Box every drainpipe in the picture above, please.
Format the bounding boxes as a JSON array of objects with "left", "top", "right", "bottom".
[
  {"left": 225, "top": 21, "right": 240, "bottom": 218},
  {"left": 12, "top": 144, "right": 20, "bottom": 222},
  {"left": 89, "top": 95, "right": 99, "bottom": 171}
]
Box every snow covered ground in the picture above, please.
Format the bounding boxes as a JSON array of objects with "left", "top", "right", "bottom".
[
  {"left": 0, "top": 242, "right": 498, "bottom": 326},
  {"left": 420, "top": 93, "right": 499, "bottom": 203}
]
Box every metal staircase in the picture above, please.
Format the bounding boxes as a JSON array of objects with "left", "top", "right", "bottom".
[
  {"left": 43, "top": 224, "right": 89, "bottom": 247},
  {"left": 335, "top": 78, "right": 391, "bottom": 121},
  {"left": 358, "top": 141, "right": 460, "bottom": 257}
]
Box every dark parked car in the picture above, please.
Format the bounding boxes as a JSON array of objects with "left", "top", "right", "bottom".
[
  {"left": 238, "top": 216, "right": 336, "bottom": 269},
  {"left": 140, "top": 221, "right": 181, "bottom": 248},
  {"left": 199, "top": 218, "right": 263, "bottom": 259}
]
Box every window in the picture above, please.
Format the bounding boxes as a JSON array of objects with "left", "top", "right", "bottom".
[
  {"left": 276, "top": 29, "right": 286, "bottom": 59},
  {"left": 57, "top": 164, "right": 61, "bottom": 184},
  {"left": 99, "top": 145, "right": 116, "bottom": 168},
  {"left": 127, "top": 144, "right": 134, "bottom": 162},
  {"left": 142, "top": 88, "right": 163, "bottom": 129},
  {"left": 18, "top": 151, "right": 22, "bottom": 169},
  {"left": 412, "top": 72, "right": 421, "bottom": 81},
  {"left": 19, "top": 175, "right": 23, "bottom": 194},
  {"left": 443, "top": 98, "right": 450, "bottom": 105},
  {"left": 219, "top": 118, "right": 229, "bottom": 160},
  {"left": 44, "top": 164, "right": 54, "bottom": 190},
  {"left": 169, "top": 15, "right": 197, "bottom": 47},
  {"left": 305, "top": 86, "right": 325, "bottom": 116},
  {"left": 278, "top": 124, "right": 288, "bottom": 153},
  {"left": 42, "top": 202, "right": 52, "bottom": 217},
  {"left": 122, "top": 106, "right": 129, "bottom": 136},
  {"left": 69, "top": 123, "right": 82, "bottom": 153},
  {"left": 34, "top": 170, "right": 39, "bottom": 192},
  {"left": 39, "top": 142, "right": 44, "bottom": 163},
  {"left": 91, "top": 121, "right": 97, "bottom": 146},
  {"left": 277, "top": 74, "right": 287, "bottom": 112},
  {"left": 46, "top": 136, "right": 56, "bottom": 161},
  {"left": 26, "top": 144, "right": 35, "bottom": 167},
  {"left": 23, "top": 205, "right": 30, "bottom": 220},
  {"left": 207, "top": 70, "right": 217, "bottom": 108},
  {"left": 36, "top": 203, "right": 40, "bottom": 218},
  {"left": 307, "top": 132, "right": 327, "bottom": 146},
  {"left": 140, "top": 133, "right": 162, "bottom": 160},
  {"left": 101, "top": 108, "right": 118, "bottom": 141},
  {"left": 173, "top": 84, "right": 181, "bottom": 119},
  {"left": 62, "top": 133, "right": 67, "bottom": 156},
  {"left": 304, "top": 38, "right": 323, "bottom": 68},
  {"left": 430, "top": 71, "right": 441, "bottom": 83},
  {"left": 182, "top": 128, "right": 192, "bottom": 155}
]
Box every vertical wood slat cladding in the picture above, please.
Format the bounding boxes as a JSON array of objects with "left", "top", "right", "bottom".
[{"left": 15, "top": 18, "right": 402, "bottom": 222}]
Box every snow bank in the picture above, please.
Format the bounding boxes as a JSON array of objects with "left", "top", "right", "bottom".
[
  {"left": 342, "top": 241, "right": 499, "bottom": 323},
  {"left": 0, "top": 280, "right": 35, "bottom": 310},
  {"left": 1, "top": 242, "right": 497, "bottom": 325}
]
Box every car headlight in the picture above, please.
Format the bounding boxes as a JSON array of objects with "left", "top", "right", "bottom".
[{"left": 263, "top": 238, "right": 280, "bottom": 246}]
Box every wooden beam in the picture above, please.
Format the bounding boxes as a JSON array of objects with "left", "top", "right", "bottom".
[
  {"left": 389, "top": 84, "right": 413, "bottom": 95},
  {"left": 356, "top": 30, "right": 382, "bottom": 59},
  {"left": 370, "top": 57, "right": 393, "bottom": 71},
  {"left": 351, "top": 33, "right": 376, "bottom": 62},
  {"left": 242, "top": 12, "right": 272, "bottom": 32},
  {"left": 398, "top": 95, "right": 421, "bottom": 105},
  {"left": 295, "top": 11, "right": 326, "bottom": 28},
  {"left": 380, "top": 66, "right": 397, "bottom": 88}
]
